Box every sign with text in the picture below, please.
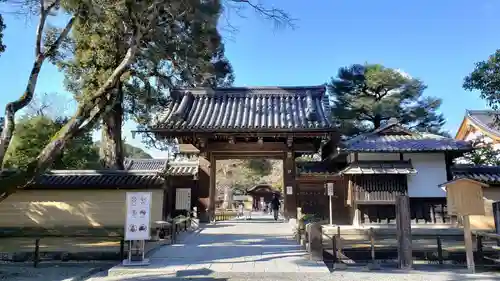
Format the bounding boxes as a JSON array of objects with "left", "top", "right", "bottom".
[
  {"left": 125, "top": 192, "right": 152, "bottom": 241},
  {"left": 286, "top": 186, "right": 293, "bottom": 195},
  {"left": 326, "top": 183, "right": 334, "bottom": 196}
]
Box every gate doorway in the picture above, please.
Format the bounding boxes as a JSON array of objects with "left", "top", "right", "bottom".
[{"left": 139, "top": 86, "right": 339, "bottom": 223}]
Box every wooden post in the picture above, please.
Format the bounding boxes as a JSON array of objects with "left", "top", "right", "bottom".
[
  {"left": 370, "top": 227, "right": 375, "bottom": 263},
  {"left": 33, "top": 239, "right": 40, "bottom": 268},
  {"left": 493, "top": 202, "right": 500, "bottom": 246},
  {"left": 476, "top": 235, "right": 483, "bottom": 267},
  {"left": 283, "top": 151, "right": 297, "bottom": 220},
  {"left": 436, "top": 236, "right": 443, "bottom": 265},
  {"left": 120, "top": 239, "right": 125, "bottom": 261},
  {"left": 209, "top": 152, "right": 216, "bottom": 222},
  {"left": 396, "top": 195, "right": 412, "bottom": 270},
  {"left": 462, "top": 215, "right": 475, "bottom": 274}
]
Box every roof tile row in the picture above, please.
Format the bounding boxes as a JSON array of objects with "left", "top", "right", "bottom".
[{"left": 152, "top": 86, "right": 333, "bottom": 132}]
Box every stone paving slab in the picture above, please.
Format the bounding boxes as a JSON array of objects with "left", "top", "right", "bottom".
[
  {"left": 88, "top": 269, "right": 500, "bottom": 281},
  {"left": 106, "top": 213, "right": 329, "bottom": 276}
]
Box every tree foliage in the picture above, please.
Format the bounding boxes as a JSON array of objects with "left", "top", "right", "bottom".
[
  {"left": 94, "top": 141, "right": 152, "bottom": 159},
  {"left": 4, "top": 116, "right": 99, "bottom": 169},
  {"left": 464, "top": 50, "right": 500, "bottom": 128},
  {"left": 0, "top": 12, "right": 5, "bottom": 56},
  {"left": 328, "top": 64, "right": 446, "bottom": 137},
  {"left": 124, "top": 143, "right": 152, "bottom": 159},
  {"left": 459, "top": 137, "right": 500, "bottom": 166},
  {"left": 216, "top": 159, "right": 281, "bottom": 195},
  {"left": 246, "top": 159, "right": 273, "bottom": 176},
  {"left": 0, "top": 0, "right": 294, "bottom": 201},
  {"left": 58, "top": 0, "right": 234, "bottom": 168},
  {"left": 0, "top": 0, "right": 76, "bottom": 168}
]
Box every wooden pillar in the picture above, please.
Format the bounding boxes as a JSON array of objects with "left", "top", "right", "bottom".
[
  {"left": 493, "top": 201, "right": 500, "bottom": 237},
  {"left": 208, "top": 152, "right": 216, "bottom": 221},
  {"left": 197, "top": 138, "right": 211, "bottom": 223},
  {"left": 283, "top": 150, "right": 297, "bottom": 220},
  {"left": 396, "top": 195, "right": 412, "bottom": 269},
  {"left": 165, "top": 179, "right": 175, "bottom": 219}
]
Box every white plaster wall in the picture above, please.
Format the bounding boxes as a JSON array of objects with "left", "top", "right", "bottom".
[
  {"left": 348, "top": 152, "right": 447, "bottom": 197},
  {"left": 403, "top": 153, "right": 447, "bottom": 198},
  {"left": 348, "top": 153, "right": 400, "bottom": 162}
]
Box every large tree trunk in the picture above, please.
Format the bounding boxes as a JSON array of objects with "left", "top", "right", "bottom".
[
  {"left": 0, "top": 55, "right": 45, "bottom": 168},
  {"left": 100, "top": 84, "right": 125, "bottom": 170}
]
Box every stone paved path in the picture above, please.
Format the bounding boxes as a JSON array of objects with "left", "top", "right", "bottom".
[
  {"left": 86, "top": 213, "right": 500, "bottom": 280},
  {"left": 106, "top": 213, "right": 327, "bottom": 276}
]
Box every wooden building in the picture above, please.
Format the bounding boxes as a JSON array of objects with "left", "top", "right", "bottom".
[
  {"left": 451, "top": 165, "right": 500, "bottom": 230},
  {"left": 295, "top": 160, "right": 350, "bottom": 224},
  {"left": 456, "top": 110, "right": 500, "bottom": 145},
  {"left": 142, "top": 86, "right": 338, "bottom": 222},
  {"left": 246, "top": 184, "right": 280, "bottom": 210},
  {"left": 338, "top": 119, "right": 472, "bottom": 225}
]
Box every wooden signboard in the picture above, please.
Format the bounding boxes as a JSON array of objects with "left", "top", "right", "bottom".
[
  {"left": 443, "top": 178, "right": 486, "bottom": 216},
  {"left": 440, "top": 178, "right": 488, "bottom": 274}
]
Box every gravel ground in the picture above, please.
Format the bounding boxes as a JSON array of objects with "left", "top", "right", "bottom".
[
  {"left": 85, "top": 267, "right": 500, "bottom": 281},
  {"left": 0, "top": 262, "right": 115, "bottom": 281}
]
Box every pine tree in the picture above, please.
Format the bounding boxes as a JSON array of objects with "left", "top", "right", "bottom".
[{"left": 328, "top": 64, "right": 446, "bottom": 137}]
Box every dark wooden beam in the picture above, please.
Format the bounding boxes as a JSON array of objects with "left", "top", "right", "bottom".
[
  {"left": 207, "top": 141, "right": 316, "bottom": 153},
  {"left": 213, "top": 153, "right": 284, "bottom": 160}
]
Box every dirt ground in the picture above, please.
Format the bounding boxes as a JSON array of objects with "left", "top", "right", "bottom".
[{"left": 0, "top": 237, "right": 122, "bottom": 253}]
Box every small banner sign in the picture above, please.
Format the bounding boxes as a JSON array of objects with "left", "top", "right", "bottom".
[{"left": 125, "top": 192, "right": 152, "bottom": 241}]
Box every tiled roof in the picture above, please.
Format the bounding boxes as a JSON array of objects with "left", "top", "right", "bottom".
[
  {"left": 33, "top": 170, "right": 165, "bottom": 188},
  {"left": 166, "top": 165, "right": 198, "bottom": 176},
  {"left": 296, "top": 161, "right": 335, "bottom": 175},
  {"left": 466, "top": 110, "right": 500, "bottom": 138},
  {"left": 343, "top": 122, "right": 472, "bottom": 152},
  {"left": 151, "top": 86, "right": 333, "bottom": 132},
  {"left": 125, "top": 158, "right": 198, "bottom": 176},
  {"left": 451, "top": 165, "right": 500, "bottom": 185},
  {"left": 124, "top": 158, "right": 168, "bottom": 171},
  {"left": 341, "top": 161, "right": 417, "bottom": 175}
]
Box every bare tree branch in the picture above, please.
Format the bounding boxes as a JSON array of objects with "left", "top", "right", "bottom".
[{"left": 228, "top": 0, "right": 296, "bottom": 29}]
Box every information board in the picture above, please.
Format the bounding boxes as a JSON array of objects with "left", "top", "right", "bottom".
[
  {"left": 327, "top": 183, "right": 334, "bottom": 196},
  {"left": 125, "top": 192, "right": 152, "bottom": 241}
]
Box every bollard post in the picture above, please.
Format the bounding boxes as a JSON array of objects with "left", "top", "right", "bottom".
[
  {"left": 476, "top": 235, "right": 483, "bottom": 267},
  {"left": 370, "top": 228, "right": 375, "bottom": 262},
  {"left": 33, "top": 239, "right": 40, "bottom": 268},
  {"left": 172, "top": 223, "right": 176, "bottom": 243},
  {"left": 436, "top": 236, "right": 443, "bottom": 265},
  {"left": 364, "top": 227, "right": 380, "bottom": 270},
  {"left": 332, "top": 235, "right": 338, "bottom": 263},
  {"left": 296, "top": 226, "right": 301, "bottom": 243},
  {"left": 120, "top": 239, "right": 125, "bottom": 261},
  {"left": 337, "top": 226, "right": 341, "bottom": 250}
]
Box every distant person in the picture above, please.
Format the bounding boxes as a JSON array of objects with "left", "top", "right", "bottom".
[
  {"left": 238, "top": 202, "right": 244, "bottom": 218},
  {"left": 270, "top": 194, "right": 280, "bottom": 221}
]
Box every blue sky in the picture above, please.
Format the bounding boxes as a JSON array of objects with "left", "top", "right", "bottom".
[{"left": 0, "top": 0, "right": 498, "bottom": 158}]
